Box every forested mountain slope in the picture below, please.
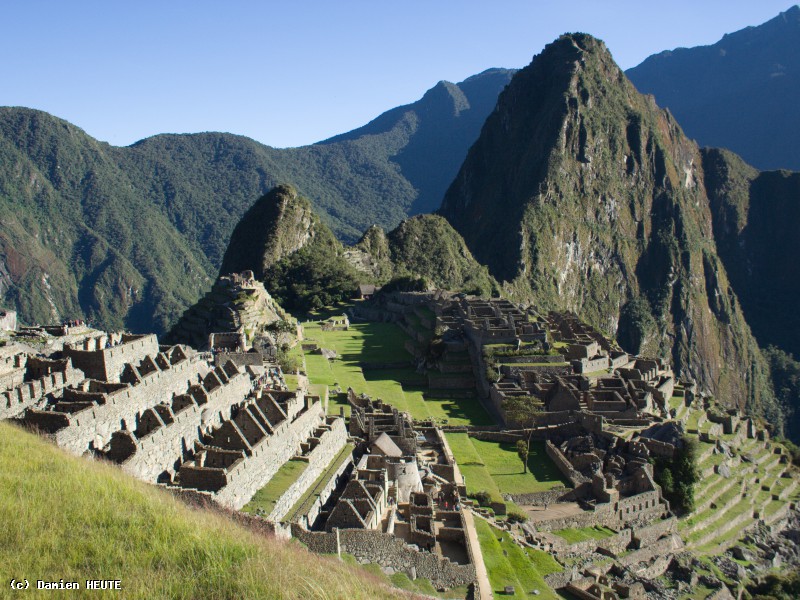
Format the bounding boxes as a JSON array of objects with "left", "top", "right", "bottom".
[{"left": 0, "top": 70, "right": 511, "bottom": 331}]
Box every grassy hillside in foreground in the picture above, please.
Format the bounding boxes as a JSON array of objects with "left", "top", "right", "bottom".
[{"left": 0, "top": 422, "right": 404, "bottom": 600}]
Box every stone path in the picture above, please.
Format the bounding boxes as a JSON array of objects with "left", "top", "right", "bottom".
[{"left": 461, "top": 508, "right": 493, "bottom": 599}]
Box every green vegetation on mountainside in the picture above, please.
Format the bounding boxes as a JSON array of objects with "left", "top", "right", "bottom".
[
  {"left": 703, "top": 148, "right": 800, "bottom": 352},
  {"left": 387, "top": 215, "right": 498, "bottom": 296},
  {"left": 0, "top": 109, "right": 212, "bottom": 334},
  {"left": 217, "top": 187, "right": 498, "bottom": 314},
  {"left": 0, "top": 70, "right": 512, "bottom": 332},
  {"left": 220, "top": 185, "right": 362, "bottom": 313},
  {"left": 0, "top": 422, "right": 402, "bottom": 600},
  {"left": 764, "top": 346, "right": 800, "bottom": 444},
  {"left": 439, "top": 33, "right": 780, "bottom": 425}
]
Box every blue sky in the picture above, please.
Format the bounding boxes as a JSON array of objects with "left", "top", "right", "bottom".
[{"left": 2, "top": 1, "right": 795, "bottom": 148}]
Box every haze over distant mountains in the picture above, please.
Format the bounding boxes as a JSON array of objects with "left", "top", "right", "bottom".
[{"left": 626, "top": 5, "right": 800, "bottom": 171}]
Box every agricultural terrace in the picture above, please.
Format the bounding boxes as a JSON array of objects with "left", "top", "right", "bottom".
[{"left": 301, "top": 318, "right": 491, "bottom": 426}]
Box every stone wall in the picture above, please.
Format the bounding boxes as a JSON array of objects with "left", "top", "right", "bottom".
[
  {"left": 557, "top": 528, "right": 632, "bottom": 557},
  {"left": 573, "top": 356, "right": 609, "bottom": 374},
  {"left": 532, "top": 490, "right": 666, "bottom": 533},
  {"left": 0, "top": 309, "right": 16, "bottom": 331},
  {"left": 299, "top": 451, "right": 355, "bottom": 529},
  {"left": 509, "top": 488, "right": 574, "bottom": 506},
  {"left": 631, "top": 516, "right": 677, "bottom": 548},
  {"left": 1, "top": 358, "right": 84, "bottom": 420},
  {"left": 546, "top": 440, "right": 589, "bottom": 488},
  {"left": 116, "top": 371, "right": 251, "bottom": 482},
  {"left": 268, "top": 417, "right": 348, "bottom": 522},
  {"left": 64, "top": 334, "right": 159, "bottom": 382},
  {"left": 0, "top": 351, "right": 26, "bottom": 392},
  {"left": 208, "top": 400, "right": 326, "bottom": 510},
  {"left": 468, "top": 430, "right": 523, "bottom": 443},
  {"left": 638, "top": 437, "right": 677, "bottom": 459},
  {"left": 215, "top": 351, "right": 265, "bottom": 367},
  {"left": 617, "top": 533, "right": 683, "bottom": 568},
  {"left": 34, "top": 352, "right": 207, "bottom": 454},
  {"left": 499, "top": 355, "right": 566, "bottom": 365},
  {"left": 292, "top": 526, "right": 476, "bottom": 591}
]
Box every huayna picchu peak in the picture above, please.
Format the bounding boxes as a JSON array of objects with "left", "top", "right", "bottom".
[{"left": 440, "top": 33, "right": 780, "bottom": 424}]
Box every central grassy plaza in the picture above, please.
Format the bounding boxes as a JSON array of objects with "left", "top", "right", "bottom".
[{"left": 301, "top": 318, "right": 492, "bottom": 426}]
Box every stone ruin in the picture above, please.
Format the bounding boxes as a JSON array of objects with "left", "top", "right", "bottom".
[
  {"left": 320, "top": 314, "right": 350, "bottom": 331},
  {"left": 169, "top": 271, "right": 289, "bottom": 351},
  {"left": 1, "top": 322, "right": 343, "bottom": 517},
  {"left": 0, "top": 308, "right": 17, "bottom": 332},
  {"left": 288, "top": 389, "right": 477, "bottom": 592}
]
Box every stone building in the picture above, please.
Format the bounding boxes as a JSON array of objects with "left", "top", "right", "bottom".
[{"left": 0, "top": 309, "right": 17, "bottom": 331}]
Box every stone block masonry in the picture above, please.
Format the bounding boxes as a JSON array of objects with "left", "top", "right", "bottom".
[
  {"left": 63, "top": 333, "right": 159, "bottom": 382},
  {"left": 25, "top": 346, "right": 207, "bottom": 454},
  {"left": 0, "top": 309, "right": 16, "bottom": 331},
  {"left": 291, "top": 526, "right": 476, "bottom": 591},
  {"left": 267, "top": 417, "right": 349, "bottom": 522},
  {"left": 106, "top": 364, "right": 252, "bottom": 482},
  {"left": 0, "top": 350, "right": 26, "bottom": 393},
  {"left": 1, "top": 357, "right": 84, "bottom": 420},
  {"left": 174, "top": 396, "right": 328, "bottom": 510}
]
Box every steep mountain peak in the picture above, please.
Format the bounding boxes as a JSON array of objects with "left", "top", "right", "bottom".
[
  {"left": 440, "top": 34, "right": 777, "bottom": 420},
  {"left": 419, "top": 80, "right": 470, "bottom": 117},
  {"left": 355, "top": 224, "right": 390, "bottom": 261},
  {"left": 219, "top": 184, "right": 321, "bottom": 280}
]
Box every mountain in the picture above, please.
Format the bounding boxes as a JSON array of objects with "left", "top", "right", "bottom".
[
  {"left": 702, "top": 148, "right": 800, "bottom": 438},
  {"left": 220, "top": 185, "right": 363, "bottom": 313},
  {"left": 321, "top": 69, "right": 516, "bottom": 215},
  {"left": 0, "top": 108, "right": 213, "bottom": 334},
  {"left": 384, "top": 214, "right": 498, "bottom": 296},
  {"left": 439, "top": 33, "right": 780, "bottom": 422},
  {"left": 626, "top": 6, "right": 800, "bottom": 171},
  {"left": 0, "top": 70, "right": 512, "bottom": 332},
  {"left": 703, "top": 148, "right": 800, "bottom": 358},
  {"left": 177, "top": 185, "right": 497, "bottom": 323}
]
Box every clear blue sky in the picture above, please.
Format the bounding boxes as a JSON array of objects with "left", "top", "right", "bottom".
[{"left": 2, "top": 1, "right": 795, "bottom": 148}]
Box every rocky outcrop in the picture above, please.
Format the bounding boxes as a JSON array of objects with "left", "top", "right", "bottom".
[{"left": 220, "top": 185, "right": 318, "bottom": 280}]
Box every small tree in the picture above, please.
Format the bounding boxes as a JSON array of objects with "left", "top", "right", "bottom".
[
  {"left": 504, "top": 396, "right": 541, "bottom": 474},
  {"left": 652, "top": 435, "right": 699, "bottom": 514},
  {"left": 516, "top": 439, "right": 530, "bottom": 474}
]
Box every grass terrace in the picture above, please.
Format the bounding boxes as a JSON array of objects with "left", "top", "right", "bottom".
[
  {"left": 552, "top": 526, "right": 616, "bottom": 544},
  {"left": 286, "top": 443, "right": 355, "bottom": 523},
  {"left": 241, "top": 458, "right": 308, "bottom": 517},
  {"left": 475, "top": 517, "right": 560, "bottom": 599},
  {"left": 302, "top": 318, "right": 491, "bottom": 425}
]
